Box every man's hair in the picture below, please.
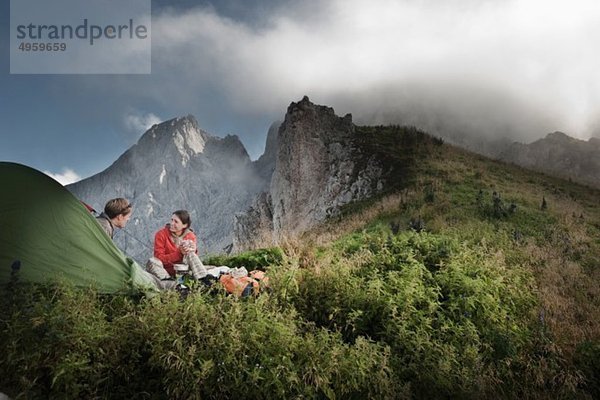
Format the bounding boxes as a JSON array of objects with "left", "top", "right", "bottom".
[
  {"left": 104, "top": 198, "right": 132, "bottom": 219},
  {"left": 173, "top": 210, "right": 191, "bottom": 228}
]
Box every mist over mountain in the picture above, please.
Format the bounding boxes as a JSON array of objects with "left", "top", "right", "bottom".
[
  {"left": 498, "top": 131, "right": 600, "bottom": 188},
  {"left": 329, "top": 84, "right": 558, "bottom": 157},
  {"left": 331, "top": 88, "right": 600, "bottom": 189}
]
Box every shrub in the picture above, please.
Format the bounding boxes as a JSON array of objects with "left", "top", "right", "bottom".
[
  {"left": 0, "top": 283, "right": 114, "bottom": 398},
  {"left": 0, "top": 280, "right": 394, "bottom": 399},
  {"left": 204, "top": 247, "right": 284, "bottom": 271},
  {"left": 293, "top": 230, "right": 537, "bottom": 397}
]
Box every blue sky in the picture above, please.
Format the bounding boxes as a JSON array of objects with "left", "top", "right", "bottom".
[{"left": 2, "top": 0, "right": 600, "bottom": 184}]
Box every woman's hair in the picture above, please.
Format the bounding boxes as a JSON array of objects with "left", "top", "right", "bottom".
[
  {"left": 173, "top": 210, "right": 191, "bottom": 228},
  {"left": 104, "top": 198, "right": 132, "bottom": 219}
]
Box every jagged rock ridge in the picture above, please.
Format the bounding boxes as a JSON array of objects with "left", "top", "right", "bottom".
[
  {"left": 498, "top": 131, "right": 600, "bottom": 188},
  {"left": 233, "top": 96, "right": 386, "bottom": 250}
]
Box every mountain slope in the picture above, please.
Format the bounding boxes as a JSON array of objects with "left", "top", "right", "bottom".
[
  {"left": 4, "top": 103, "right": 600, "bottom": 399},
  {"left": 250, "top": 124, "right": 599, "bottom": 398}
]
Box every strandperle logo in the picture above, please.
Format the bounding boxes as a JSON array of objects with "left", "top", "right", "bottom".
[
  {"left": 10, "top": 0, "right": 151, "bottom": 74},
  {"left": 15, "top": 19, "right": 148, "bottom": 46}
]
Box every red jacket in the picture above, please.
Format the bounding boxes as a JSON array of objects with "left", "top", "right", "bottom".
[{"left": 153, "top": 225, "right": 197, "bottom": 276}]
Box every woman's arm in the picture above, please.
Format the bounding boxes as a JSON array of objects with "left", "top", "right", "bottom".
[{"left": 180, "top": 232, "right": 198, "bottom": 255}]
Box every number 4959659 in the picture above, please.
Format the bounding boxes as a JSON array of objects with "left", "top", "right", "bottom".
[{"left": 18, "top": 42, "right": 67, "bottom": 51}]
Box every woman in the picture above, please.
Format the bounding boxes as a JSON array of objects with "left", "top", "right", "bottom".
[{"left": 153, "top": 210, "right": 200, "bottom": 277}]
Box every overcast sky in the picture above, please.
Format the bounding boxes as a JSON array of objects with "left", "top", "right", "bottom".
[{"left": 2, "top": 0, "right": 599, "bottom": 184}]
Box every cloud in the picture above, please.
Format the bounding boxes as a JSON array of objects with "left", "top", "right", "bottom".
[
  {"left": 147, "top": 0, "right": 600, "bottom": 141},
  {"left": 44, "top": 168, "right": 81, "bottom": 185},
  {"left": 124, "top": 112, "right": 162, "bottom": 134}
]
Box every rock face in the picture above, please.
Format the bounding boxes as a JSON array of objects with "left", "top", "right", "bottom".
[
  {"left": 499, "top": 132, "right": 600, "bottom": 188},
  {"left": 232, "top": 192, "right": 274, "bottom": 251},
  {"left": 233, "top": 96, "right": 385, "bottom": 250},
  {"left": 69, "top": 97, "right": 390, "bottom": 257},
  {"left": 254, "top": 121, "right": 281, "bottom": 183},
  {"left": 68, "top": 115, "right": 267, "bottom": 261}
]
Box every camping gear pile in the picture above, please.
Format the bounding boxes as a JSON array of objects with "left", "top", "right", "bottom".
[{"left": 175, "top": 264, "right": 269, "bottom": 297}]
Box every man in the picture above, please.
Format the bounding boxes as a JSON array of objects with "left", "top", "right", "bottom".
[{"left": 96, "top": 198, "right": 133, "bottom": 239}]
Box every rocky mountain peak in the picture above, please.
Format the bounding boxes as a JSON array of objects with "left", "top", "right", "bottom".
[
  {"left": 219, "top": 134, "right": 248, "bottom": 155},
  {"left": 234, "top": 97, "right": 384, "bottom": 250},
  {"left": 499, "top": 131, "right": 600, "bottom": 189},
  {"left": 543, "top": 131, "right": 574, "bottom": 144},
  {"left": 68, "top": 115, "right": 269, "bottom": 260},
  {"left": 136, "top": 115, "right": 209, "bottom": 166},
  {"left": 285, "top": 96, "right": 353, "bottom": 130}
]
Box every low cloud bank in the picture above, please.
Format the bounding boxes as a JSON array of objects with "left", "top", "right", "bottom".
[{"left": 148, "top": 0, "right": 600, "bottom": 141}]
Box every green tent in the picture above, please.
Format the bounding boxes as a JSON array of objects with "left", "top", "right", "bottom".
[{"left": 0, "top": 162, "right": 157, "bottom": 293}]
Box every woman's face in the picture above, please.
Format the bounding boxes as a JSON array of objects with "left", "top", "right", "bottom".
[{"left": 169, "top": 214, "right": 188, "bottom": 235}]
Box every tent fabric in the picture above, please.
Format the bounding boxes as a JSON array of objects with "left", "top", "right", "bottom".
[{"left": 0, "top": 162, "right": 157, "bottom": 293}]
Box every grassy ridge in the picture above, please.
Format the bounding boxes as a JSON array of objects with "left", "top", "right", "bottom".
[
  {"left": 1, "top": 126, "right": 599, "bottom": 398},
  {"left": 300, "top": 125, "right": 599, "bottom": 396}
]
